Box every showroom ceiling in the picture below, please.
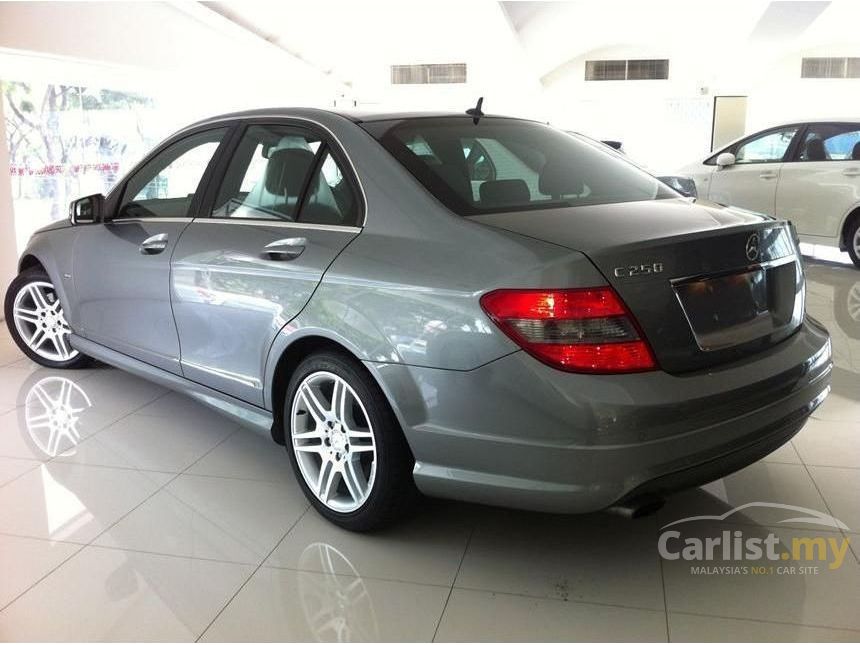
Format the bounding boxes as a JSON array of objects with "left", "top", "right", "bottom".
[{"left": 202, "top": 0, "right": 852, "bottom": 92}]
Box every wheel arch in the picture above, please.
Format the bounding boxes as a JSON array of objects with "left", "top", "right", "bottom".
[
  {"left": 18, "top": 254, "right": 46, "bottom": 274},
  {"left": 838, "top": 202, "right": 860, "bottom": 251},
  {"left": 265, "top": 331, "right": 421, "bottom": 451},
  {"left": 268, "top": 334, "right": 352, "bottom": 444}
]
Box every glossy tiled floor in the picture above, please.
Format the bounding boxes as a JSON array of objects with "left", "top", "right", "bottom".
[{"left": 0, "top": 258, "right": 859, "bottom": 642}]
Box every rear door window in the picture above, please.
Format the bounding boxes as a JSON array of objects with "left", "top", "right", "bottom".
[
  {"left": 297, "top": 151, "right": 360, "bottom": 226},
  {"left": 797, "top": 123, "right": 860, "bottom": 161},
  {"left": 211, "top": 125, "right": 322, "bottom": 220}
]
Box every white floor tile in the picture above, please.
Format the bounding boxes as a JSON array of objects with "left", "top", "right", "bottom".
[
  {"left": 187, "top": 427, "right": 293, "bottom": 483},
  {"left": 0, "top": 462, "right": 170, "bottom": 543},
  {"left": 662, "top": 523, "right": 860, "bottom": 630},
  {"left": 55, "top": 411, "right": 237, "bottom": 473},
  {"left": 435, "top": 588, "right": 668, "bottom": 642},
  {"left": 668, "top": 612, "right": 860, "bottom": 642},
  {"left": 455, "top": 510, "right": 665, "bottom": 610},
  {"left": 201, "top": 566, "right": 448, "bottom": 642},
  {"left": 0, "top": 457, "right": 39, "bottom": 487},
  {"left": 807, "top": 466, "right": 860, "bottom": 530},
  {"left": 267, "top": 501, "right": 472, "bottom": 586},
  {"left": 794, "top": 418, "right": 860, "bottom": 468},
  {"left": 95, "top": 473, "right": 308, "bottom": 564},
  {"left": 761, "top": 440, "right": 802, "bottom": 464},
  {"left": 64, "top": 369, "right": 169, "bottom": 421},
  {"left": 658, "top": 461, "right": 835, "bottom": 531},
  {"left": 0, "top": 546, "right": 253, "bottom": 641},
  {"left": 0, "top": 534, "right": 80, "bottom": 609}
]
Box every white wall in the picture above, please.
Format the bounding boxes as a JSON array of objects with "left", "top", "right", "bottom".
[
  {"left": 0, "top": 1, "right": 341, "bottom": 116},
  {"left": 747, "top": 44, "right": 860, "bottom": 133},
  {"left": 0, "top": 96, "right": 16, "bottom": 301},
  {"left": 0, "top": 1, "right": 342, "bottom": 284},
  {"left": 542, "top": 44, "right": 713, "bottom": 173}
]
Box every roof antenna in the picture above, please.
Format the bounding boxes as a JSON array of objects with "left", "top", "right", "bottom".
[{"left": 466, "top": 97, "right": 484, "bottom": 124}]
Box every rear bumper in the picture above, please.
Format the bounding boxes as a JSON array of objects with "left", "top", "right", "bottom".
[{"left": 372, "top": 316, "right": 832, "bottom": 513}]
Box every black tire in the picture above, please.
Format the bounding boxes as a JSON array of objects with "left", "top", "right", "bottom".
[
  {"left": 4, "top": 268, "right": 92, "bottom": 369},
  {"left": 284, "top": 350, "right": 418, "bottom": 531},
  {"left": 846, "top": 217, "right": 860, "bottom": 268}
]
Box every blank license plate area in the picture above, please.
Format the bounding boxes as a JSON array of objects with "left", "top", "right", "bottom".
[{"left": 674, "top": 262, "right": 797, "bottom": 351}]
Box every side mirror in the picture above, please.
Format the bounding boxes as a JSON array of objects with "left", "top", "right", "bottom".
[
  {"left": 69, "top": 194, "right": 104, "bottom": 225},
  {"left": 716, "top": 152, "right": 736, "bottom": 168},
  {"left": 658, "top": 175, "right": 698, "bottom": 199}
]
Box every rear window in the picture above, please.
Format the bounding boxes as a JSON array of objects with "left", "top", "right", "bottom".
[{"left": 362, "top": 117, "right": 675, "bottom": 215}]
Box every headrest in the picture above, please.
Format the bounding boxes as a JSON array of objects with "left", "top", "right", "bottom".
[
  {"left": 805, "top": 138, "right": 826, "bottom": 161},
  {"left": 852, "top": 142, "right": 860, "bottom": 161},
  {"left": 264, "top": 148, "right": 315, "bottom": 195},
  {"left": 479, "top": 179, "right": 530, "bottom": 207},
  {"left": 433, "top": 163, "right": 472, "bottom": 202},
  {"left": 539, "top": 156, "right": 584, "bottom": 197}
]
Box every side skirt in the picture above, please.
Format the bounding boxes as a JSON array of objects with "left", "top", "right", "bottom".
[{"left": 70, "top": 334, "right": 274, "bottom": 435}]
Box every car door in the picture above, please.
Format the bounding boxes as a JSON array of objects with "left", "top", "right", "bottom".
[
  {"left": 170, "top": 121, "right": 362, "bottom": 405},
  {"left": 72, "top": 126, "right": 231, "bottom": 374},
  {"left": 775, "top": 122, "right": 860, "bottom": 239},
  {"left": 708, "top": 125, "right": 800, "bottom": 216}
]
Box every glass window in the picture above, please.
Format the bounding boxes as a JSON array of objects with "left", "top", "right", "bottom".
[
  {"left": 118, "top": 128, "right": 227, "bottom": 219},
  {"left": 3, "top": 81, "right": 162, "bottom": 251},
  {"left": 211, "top": 125, "right": 322, "bottom": 220},
  {"left": 297, "top": 151, "right": 360, "bottom": 226},
  {"left": 734, "top": 128, "right": 798, "bottom": 164},
  {"left": 798, "top": 124, "right": 860, "bottom": 161},
  {"left": 362, "top": 117, "right": 674, "bottom": 216}
]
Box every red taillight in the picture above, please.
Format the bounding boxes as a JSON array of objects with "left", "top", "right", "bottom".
[{"left": 480, "top": 287, "right": 657, "bottom": 374}]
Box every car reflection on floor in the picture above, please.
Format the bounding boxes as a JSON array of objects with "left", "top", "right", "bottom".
[
  {"left": 21, "top": 375, "right": 92, "bottom": 458},
  {"left": 297, "top": 542, "right": 380, "bottom": 642}
]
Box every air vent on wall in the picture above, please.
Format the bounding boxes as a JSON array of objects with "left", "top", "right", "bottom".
[
  {"left": 801, "top": 57, "right": 860, "bottom": 79},
  {"left": 585, "top": 59, "right": 669, "bottom": 81},
  {"left": 391, "top": 63, "right": 467, "bottom": 84}
]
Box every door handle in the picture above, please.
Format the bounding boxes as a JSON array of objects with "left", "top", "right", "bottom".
[
  {"left": 139, "top": 233, "right": 168, "bottom": 255},
  {"left": 843, "top": 168, "right": 860, "bottom": 177},
  {"left": 263, "top": 237, "right": 306, "bottom": 261},
  {"left": 759, "top": 171, "right": 778, "bottom": 180}
]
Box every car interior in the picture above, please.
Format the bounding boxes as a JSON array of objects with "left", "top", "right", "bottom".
[{"left": 211, "top": 127, "right": 358, "bottom": 226}]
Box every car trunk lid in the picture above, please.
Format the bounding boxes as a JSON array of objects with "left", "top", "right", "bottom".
[{"left": 472, "top": 199, "right": 804, "bottom": 373}]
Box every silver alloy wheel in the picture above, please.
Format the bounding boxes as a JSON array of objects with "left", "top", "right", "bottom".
[
  {"left": 12, "top": 281, "right": 78, "bottom": 362},
  {"left": 854, "top": 227, "right": 860, "bottom": 259},
  {"left": 291, "top": 371, "right": 377, "bottom": 513}
]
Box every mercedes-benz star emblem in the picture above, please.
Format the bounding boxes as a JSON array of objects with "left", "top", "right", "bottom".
[{"left": 745, "top": 232, "right": 760, "bottom": 262}]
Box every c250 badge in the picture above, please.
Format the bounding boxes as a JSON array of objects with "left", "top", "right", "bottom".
[{"left": 613, "top": 262, "right": 664, "bottom": 278}]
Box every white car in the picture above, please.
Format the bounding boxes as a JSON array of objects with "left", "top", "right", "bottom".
[{"left": 680, "top": 120, "right": 860, "bottom": 266}]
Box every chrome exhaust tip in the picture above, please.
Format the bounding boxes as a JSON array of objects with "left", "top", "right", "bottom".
[{"left": 606, "top": 495, "right": 665, "bottom": 519}]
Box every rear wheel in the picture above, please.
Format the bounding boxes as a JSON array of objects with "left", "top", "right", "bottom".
[
  {"left": 284, "top": 350, "right": 417, "bottom": 531},
  {"left": 4, "top": 268, "right": 90, "bottom": 369},
  {"left": 846, "top": 217, "right": 860, "bottom": 268}
]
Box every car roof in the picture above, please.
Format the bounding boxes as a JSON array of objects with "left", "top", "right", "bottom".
[
  {"left": 766, "top": 118, "right": 860, "bottom": 127},
  {"left": 187, "top": 107, "right": 522, "bottom": 128}
]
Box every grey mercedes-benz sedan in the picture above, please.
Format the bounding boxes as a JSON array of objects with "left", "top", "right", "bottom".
[{"left": 4, "top": 108, "right": 832, "bottom": 530}]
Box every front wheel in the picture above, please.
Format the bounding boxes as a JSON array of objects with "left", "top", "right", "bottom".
[
  {"left": 4, "top": 268, "right": 91, "bottom": 369},
  {"left": 284, "top": 351, "right": 418, "bottom": 531}
]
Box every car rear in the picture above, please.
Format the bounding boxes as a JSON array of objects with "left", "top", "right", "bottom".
[{"left": 361, "top": 115, "right": 832, "bottom": 512}]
